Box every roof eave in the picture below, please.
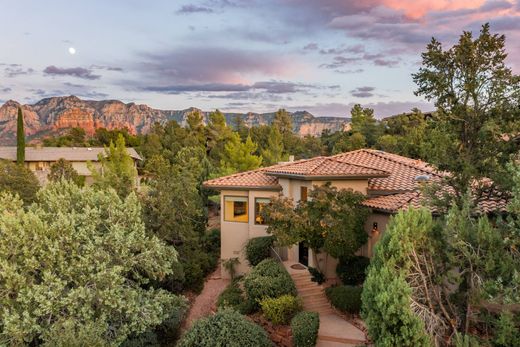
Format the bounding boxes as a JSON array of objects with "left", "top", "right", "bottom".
[
  {"left": 265, "top": 172, "right": 389, "bottom": 180},
  {"left": 202, "top": 184, "right": 282, "bottom": 191}
]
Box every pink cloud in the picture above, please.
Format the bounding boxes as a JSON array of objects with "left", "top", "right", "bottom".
[{"left": 382, "top": 0, "right": 485, "bottom": 19}]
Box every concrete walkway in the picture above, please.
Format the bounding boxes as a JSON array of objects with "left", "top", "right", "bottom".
[{"left": 284, "top": 261, "right": 366, "bottom": 346}]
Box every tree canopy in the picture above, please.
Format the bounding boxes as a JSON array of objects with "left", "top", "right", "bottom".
[{"left": 0, "top": 181, "right": 186, "bottom": 345}]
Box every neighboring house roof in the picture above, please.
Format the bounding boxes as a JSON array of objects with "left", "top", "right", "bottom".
[
  {"left": 203, "top": 149, "right": 507, "bottom": 214},
  {"left": 0, "top": 146, "right": 142, "bottom": 162}
]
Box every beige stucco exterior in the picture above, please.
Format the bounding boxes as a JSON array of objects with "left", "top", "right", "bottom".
[{"left": 219, "top": 176, "right": 393, "bottom": 279}]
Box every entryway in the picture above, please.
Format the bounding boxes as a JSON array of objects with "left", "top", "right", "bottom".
[{"left": 298, "top": 242, "right": 309, "bottom": 266}]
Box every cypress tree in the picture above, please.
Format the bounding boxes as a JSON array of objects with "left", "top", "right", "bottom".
[{"left": 16, "top": 107, "right": 25, "bottom": 165}]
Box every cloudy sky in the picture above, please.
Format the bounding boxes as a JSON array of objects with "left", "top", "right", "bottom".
[{"left": 0, "top": 0, "right": 519, "bottom": 117}]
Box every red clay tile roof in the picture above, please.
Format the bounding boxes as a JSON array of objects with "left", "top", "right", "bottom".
[
  {"left": 203, "top": 168, "right": 281, "bottom": 190},
  {"left": 203, "top": 149, "right": 508, "bottom": 214},
  {"left": 264, "top": 156, "right": 389, "bottom": 178},
  {"left": 362, "top": 192, "right": 421, "bottom": 213},
  {"left": 332, "top": 149, "right": 443, "bottom": 192}
]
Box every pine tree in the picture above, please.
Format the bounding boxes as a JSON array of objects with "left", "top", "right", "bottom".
[
  {"left": 219, "top": 133, "right": 262, "bottom": 175},
  {"left": 16, "top": 107, "right": 25, "bottom": 164},
  {"left": 88, "top": 134, "right": 138, "bottom": 197},
  {"left": 261, "top": 127, "right": 285, "bottom": 165}
]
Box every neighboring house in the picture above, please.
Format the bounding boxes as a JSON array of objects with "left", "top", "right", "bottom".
[
  {"left": 0, "top": 146, "right": 142, "bottom": 185},
  {"left": 203, "top": 149, "right": 506, "bottom": 279}
]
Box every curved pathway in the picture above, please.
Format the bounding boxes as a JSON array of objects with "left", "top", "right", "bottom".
[{"left": 183, "top": 264, "right": 230, "bottom": 330}]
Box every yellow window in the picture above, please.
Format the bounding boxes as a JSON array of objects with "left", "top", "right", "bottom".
[
  {"left": 224, "top": 196, "right": 249, "bottom": 223},
  {"left": 255, "top": 198, "right": 270, "bottom": 225}
]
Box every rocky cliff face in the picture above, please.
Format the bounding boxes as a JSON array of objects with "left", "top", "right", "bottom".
[{"left": 0, "top": 96, "right": 350, "bottom": 144}]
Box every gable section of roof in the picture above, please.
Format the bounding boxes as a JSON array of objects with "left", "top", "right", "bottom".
[{"left": 264, "top": 156, "right": 389, "bottom": 178}]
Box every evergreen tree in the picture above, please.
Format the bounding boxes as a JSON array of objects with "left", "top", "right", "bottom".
[
  {"left": 89, "top": 134, "right": 138, "bottom": 198},
  {"left": 16, "top": 107, "right": 25, "bottom": 164},
  {"left": 413, "top": 23, "right": 520, "bottom": 202},
  {"left": 350, "top": 104, "right": 381, "bottom": 147},
  {"left": 219, "top": 133, "right": 262, "bottom": 175},
  {"left": 0, "top": 159, "right": 39, "bottom": 204},
  {"left": 260, "top": 127, "right": 285, "bottom": 165},
  {"left": 0, "top": 182, "right": 186, "bottom": 345},
  {"left": 48, "top": 158, "right": 85, "bottom": 186}
]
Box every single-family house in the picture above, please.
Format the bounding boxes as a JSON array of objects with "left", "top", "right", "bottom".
[
  {"left": 0, "top": 146, "right": 142, "bottom": 185},
  {"left": 203, "top": 149, "right": 505, "bottom": 279}
]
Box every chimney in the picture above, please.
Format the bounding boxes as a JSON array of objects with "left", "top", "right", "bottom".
[{"left": 288, "top": 155, "right": 295, "bottom": 162}]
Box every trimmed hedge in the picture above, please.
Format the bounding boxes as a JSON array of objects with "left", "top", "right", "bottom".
[
  {"left": 336, "top": 256, "right": 370, "bottom": 285},
  {"left": 291, "top": 311, "right": 320, "bottom": 347},
  {"left": 245, "top": 236, "right": 275, "bottom": 266},
  {"left": 244, "top": 259, "right": 297, "bottom": 311},
  {"left": 177, "top": 309, "right": 271, "bottom": 347},
  {"left": 325, "top": 285, "right": 363, "bottom": 314},
  {"left": 260, "top": 294, "right": 302, "bottom": 325}
]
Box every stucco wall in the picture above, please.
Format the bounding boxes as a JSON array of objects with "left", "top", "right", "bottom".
[
  {"left": 219, "top": 176, "right": 390, "bottom": 280},
  {"left": 220, "top": 189, "right": 279, "bottom": 279}
]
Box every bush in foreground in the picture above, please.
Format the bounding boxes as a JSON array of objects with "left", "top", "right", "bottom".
[
  {"left": 177, "top": 309, "right": 271, "bottom": 347},
  {"left": 336, "top": 256, "right": 370, "bottom": 285},
  {"left": 291, "top": 311, "right": 320, "bottom": 347},
  {"left": 0, "top": 182, "right": 187, "bottom": 345},
  {"left": 326, "top": 285, "right": 363, "bottom": 314},
  {"left": 245, "top": 236, "right": 275, "bottom": 266},
  {"left": 260, "top": 294, "right": 302, "bottom": 325},
  {"left": 244, "top": 259, "right": 297, "bottom": 310}
]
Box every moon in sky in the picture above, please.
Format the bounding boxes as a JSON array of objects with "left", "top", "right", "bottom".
[{"left": 68, "top": 47, "right": 76, "bottom": 55}]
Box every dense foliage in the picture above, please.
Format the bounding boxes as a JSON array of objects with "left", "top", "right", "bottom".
[
  {"left": 0, "top": 159, "right": 39, "bottom": 204},
  {"left": 89, "top": 134, "right": 138, "bottom": 198},
  {"left": 262, "top": 184, "right": 369, "bottom": 272},
  {"left": 336, "top": 256, "right": 370, "bottom": 285},
  {"left": 326, "top": 285, "right": 363, "bottom": 314},
  {"left": 245, "top": 236, "right": 275, "bottom": 266},
  {"left": 0, "top": 182, "right": 187, "bottom": 345},
  {"left": 362, "top": 208, "right": 433, "bottom": 347},
  {"left": 291, "top": 311, "right": 320, "bottom": 347},
  {"left": 260, "top": 294, "right": 302, "bottom": 325},
  {"left": 244, "top": 259, "right": 297, "bottom": 311},
  {"left": 177, "top": 309, "right": 271, "bottom": 347},
  {"left": 413, "top": 23, "right": 520, "bottom": 204}
]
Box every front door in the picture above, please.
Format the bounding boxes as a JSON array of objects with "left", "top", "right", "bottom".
[{"left": 298, "top": 242, "right": 309, "bottom": 267}]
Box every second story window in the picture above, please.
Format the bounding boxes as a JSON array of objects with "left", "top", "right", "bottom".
[
  {"left": 255, "top": 198, "right": 271, "bottom": 225},
  {"left": 300, "top": 186, "right": 308, "bottom": 202},
  {"left": 224, "top": 196, "right": 248, "bottom": 223}
]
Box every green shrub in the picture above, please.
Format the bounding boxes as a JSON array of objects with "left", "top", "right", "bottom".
[
  {"left": 244, "top": 259, "right": 297, "bottom": 311},
  {"left": 326, "top": 285, "right": 363, "bottom": 314},
  {"left": 308, "top": 266, "right": 325, "bottom": 284},
  {"left": 291, "top": 311, "right": 320, "bottom": 347},
  {"left": 217, "top": 280, "right": 244, "bottom": 310},
  {"left": 177, "top": 309, "right": 271, "bottom": 347},
  {"left": 204, "top": 228, "right": 221, "bottom": 254},
  {"left": 245, "top": 236, "right": 275, "bottom": 266},
  {"left": 493, "top": 312, "right": 520, "bottom": 347},
  {"left": 260, "top": 294, "right": 302, "bottom": 325},
  {"left": 336, "top": 256, "right": 370, "bottom": 285}
]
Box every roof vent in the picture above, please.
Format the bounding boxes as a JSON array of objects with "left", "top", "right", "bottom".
[
  {"left": 414, "top": 175, "right": 430, "bottom": 182},
  {"left": 87, "top": 147, "right": 93, "bottom": 151}
]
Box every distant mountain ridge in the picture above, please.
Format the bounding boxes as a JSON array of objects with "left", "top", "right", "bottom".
[{"left": 0, "top": 95, "right": 350, "bottom": 145}]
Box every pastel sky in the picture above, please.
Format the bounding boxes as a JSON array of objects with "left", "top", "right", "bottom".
[{"left": 0, "top": 0, "right": 519, "bottom": 118}]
